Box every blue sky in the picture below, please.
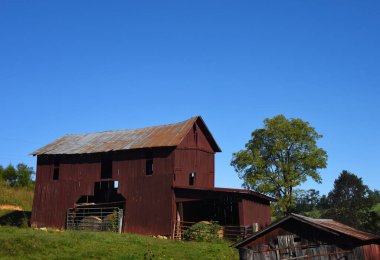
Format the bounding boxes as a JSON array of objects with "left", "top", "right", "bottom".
[{"left": 0, "top": 1, "right": 379, "bottom": 195}]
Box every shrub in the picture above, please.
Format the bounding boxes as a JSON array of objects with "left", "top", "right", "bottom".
[{"left": 183, "top": 221, "right": 221, "bottom": 242}]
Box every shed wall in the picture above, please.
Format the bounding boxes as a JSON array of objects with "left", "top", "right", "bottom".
[{"left": 239, "top": 199, "right": 271, "bottom": 228}]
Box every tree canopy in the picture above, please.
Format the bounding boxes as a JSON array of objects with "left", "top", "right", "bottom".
[
  {"left": 322, "top": 170, "right": 379, "bottom": 233},
  {"left": 231, "top": 115, "right": 327, "bottom": 215},
  {"left": 0, "top": 163, "right": 34, "bottom": 187}
]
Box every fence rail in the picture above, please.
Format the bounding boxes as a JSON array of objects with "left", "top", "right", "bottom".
[
  {"left": 66, "top": 207, "right": 123, "bottom": 233},
  {"left": 173, "top": 221, "right": 256, "bottom": 241}
]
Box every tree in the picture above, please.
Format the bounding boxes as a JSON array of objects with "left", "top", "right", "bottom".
[
  {"left": 231, "top": 115, "right": 327, "bottom": 215},
  {"left": 2, "top": 164, "right": 18, "bottom": 186},
  {"left": 0, "top": 165, "right": 3, "bottom": 184},
  {"left": 1, "top": 163, "right": 34, "bottom": 187},
  {"left": 16, "top": 163, "right": 34, "bottom": 187},
  {"left": 294, "top": 189, "right": 320, "bottom": 213},
  {"left": 323, "top": 170, "right": 379, "bottom": 233}
]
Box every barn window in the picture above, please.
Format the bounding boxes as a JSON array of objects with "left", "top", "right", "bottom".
[
  {"left": 101, "top": 153, "right": 112, "bottom": 179},
  {"left": 146, "top": 151, "right": 153, "bottom": 176},
  {"left": 189, "top": 172, "right": 196, "bottom": 185},
  {"left": 53, "top": 158, "right": 59, "bottom": 180},
  {"left": 146, "top": 159, "right": 153, "bottom": 175}
]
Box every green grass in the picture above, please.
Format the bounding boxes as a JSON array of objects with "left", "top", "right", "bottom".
[
  {"left": 0, "top": 182, "right": 34, "bottom": 211},
  {"left": 372, "top": 203, "right": 380, "bottom": 214},
  {"left": 0, "top": 227, "right": 238, "bottom": 259}
]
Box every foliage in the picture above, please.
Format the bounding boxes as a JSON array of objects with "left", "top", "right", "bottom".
[
  {"left": 293, "top": 189, "right": 321, "bottom": 213},
  {"left": 0, "top": 226, "right": 238, "bottom": 259},
  {"left": 183, "top": 221, "right": 222, "bottom": 242},
  {"left": 0, "top": 181, "right": 34, "bottom": 211},
  {"left": 0, "top": 163, "right": 34, "bottom": 187},
  {"left": 231, "top": 115, "right": 327, "bottom": 215},
  {"left": 322, "top": 170, "right": 380, "bottom": 233}
]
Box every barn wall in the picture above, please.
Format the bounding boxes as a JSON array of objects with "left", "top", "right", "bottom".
[
  {"left": 174, "top": 149, "right": 214, "bottom": 188},
  {"left": 31, "top": 155, "right": 100, "bottom": 228},
  {"left": 239, "top": 199, "right": 271, "bottom": 228},
  {"left": 31, "top": 148, "right": 176, "bottom": 236},
  {"left": 177, "top": 122, "right": 214, "bottom": 153},
  {"left": 175, "top": 121, "right": 215, "bottom": 188},
  {"left": 114, "top": 148, "right": 175, "bottom": 236}
]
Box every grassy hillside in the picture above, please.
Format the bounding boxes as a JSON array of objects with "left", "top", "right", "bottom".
[
  {"left": 0, "top": 183, "right": 237, "bottom": 259},
  {"left": 0, "top": 226, "right": 238, "bottom": 259},
  {"left": 0, "top": 182, "right": 34, "bottom": 211}
]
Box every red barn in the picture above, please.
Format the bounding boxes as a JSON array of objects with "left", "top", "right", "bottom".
[{"left": 31, "top": 116, "right": 273, "bottom": 237}]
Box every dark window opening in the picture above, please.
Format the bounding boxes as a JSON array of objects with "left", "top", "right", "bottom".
[
  {"left": 193, "top": 125, "right": 198, "bottom": 145},
  {"left": 189, "top": 172, "right": 196, "bottom": 185},
  {"left": 76, "top": 180, "right": 125, "bottom": 207},
  {"left": 146, "top": 159, "right": 153, "bottom": 175},
  {"left": 53, "top": 158, "right": 59, "bottom": 180},
  {"left": 146, "top": 151, "right": 153, "bottom": 176},
  {"left": 101, "top": 153, "right": 112, "bottom": 179}
]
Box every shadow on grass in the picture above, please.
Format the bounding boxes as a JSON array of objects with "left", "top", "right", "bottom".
[{"left": 0, "top": 210, "right": 31, "bottom": 227}]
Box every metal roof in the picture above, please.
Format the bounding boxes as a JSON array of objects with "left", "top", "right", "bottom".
[
  {"left": 31, "top": 116, "right": 221, "bottom": 155},
  {"left": 292, "top": 214, "right": 379, "bottom": 241},
  {"left": 233, "top": 213, "right": 380, "bottom": 248}
]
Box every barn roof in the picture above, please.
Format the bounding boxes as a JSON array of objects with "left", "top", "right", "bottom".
[
  {"left": 31, "top": 116, "right": 221, "bottom": 155},
  {"left": 233, "top": 213, "right": 380, "bottom": 248}
]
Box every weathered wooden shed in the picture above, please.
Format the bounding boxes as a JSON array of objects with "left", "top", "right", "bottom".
[
  {"left": 31, "top": 116, "right": 273, "bottom": 237},
  {"left": 233, "top": 213, "right": 380, "bottom": 260}
]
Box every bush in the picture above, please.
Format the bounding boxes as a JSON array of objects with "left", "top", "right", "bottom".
[{"left": 183, "top": 221, "right": 221, "bottom": 242}]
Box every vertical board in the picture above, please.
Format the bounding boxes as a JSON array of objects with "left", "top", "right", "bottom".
[{"left": 239, "top": 199, "right": 271, "bottom": 228}]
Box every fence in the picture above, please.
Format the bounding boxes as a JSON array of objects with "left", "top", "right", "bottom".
[
  {"left": 66, "top": 207, "right": 123, "bottom": 233},
  {"left": 173, "top": 221, "right": 256, "bottom": 241}
]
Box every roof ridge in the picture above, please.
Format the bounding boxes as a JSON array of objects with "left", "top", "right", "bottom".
[
  {"left": 65, "top": 116, "right": 199, "bottom": 136},
  {"left": 30, "top": 115, "right": 223, "bottom": 155}
]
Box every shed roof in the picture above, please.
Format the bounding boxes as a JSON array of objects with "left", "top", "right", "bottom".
[
  {"left": 233, "top": 213, "right": 380, "bottom": 248},
  {"left": 31, "top": 116, "right": 221, "bottom": 155}
]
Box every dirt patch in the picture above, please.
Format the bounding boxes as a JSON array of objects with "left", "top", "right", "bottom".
[{"left": 0, "top": 205, "right": 23, "bottom": 211}]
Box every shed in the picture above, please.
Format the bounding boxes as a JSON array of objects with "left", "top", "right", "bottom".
[{"left": 233, "top": 213, "right": 380, "bottom": 260}]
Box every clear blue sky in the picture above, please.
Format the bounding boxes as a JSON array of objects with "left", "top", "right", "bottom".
[{"left": 1, "top": 1, "right": 379, "bottom": 195}]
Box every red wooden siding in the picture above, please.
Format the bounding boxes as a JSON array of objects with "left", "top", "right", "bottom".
[
  {"left": 238, "top": 199, "right": 271, "bottom": 228},
  {"left": 174, "top": 121, "right": 215, "bottom": 188},
  {"left": 32, "top": 148, "right": 176, "bottom": 236},
  {"left": 114, "top": 149, "right": 175, "bottom": 235},
  {"left": 31, "top": 118, "right": 272, "bottom": 237}
]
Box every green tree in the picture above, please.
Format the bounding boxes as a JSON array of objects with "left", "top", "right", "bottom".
[
  {"left": 323, "top": 170, "right": 379, "bottom": 233},
  {"left": 231, "top": 115, "right": 327, "bottom": 215},
  {"left": 2, "top": 164, "right": 18, "bottom": 186},
  {"left": 0, "top": 165, "right": 3, "bottom": 184},
  {"left": 16, "top": 163, "right": 34, "bottom": 187},
  {"left": 1, "top": 163, "right": 34, "bottom": 187},
  {"left": 294, "top": 189, "right": 321, "bottom": 213}
]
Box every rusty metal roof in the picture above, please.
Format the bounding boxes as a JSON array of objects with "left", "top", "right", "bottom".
[
  {"left": 31, "top": 116, "right": 221, "bottom": 155},
  {"left": 292, "top": 214, "right": 379, "bottom": 241},
  {"left": 233, "top": 213, "right": 380, "bottom": 248}
]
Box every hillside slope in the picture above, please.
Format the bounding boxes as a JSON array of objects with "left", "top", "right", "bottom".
[{"left": 0, "top": 226, "right": 238, "bottom": 259}]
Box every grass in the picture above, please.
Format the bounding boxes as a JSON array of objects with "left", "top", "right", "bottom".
[
  {"left": 0, "top": 226, "right": 238, "bottom": 260},
  {"left": 372, "top": 203, "right": 380, "bottom": 214},
  {"left": 0, "top": 182, "right": 34, "bottom": 211}
]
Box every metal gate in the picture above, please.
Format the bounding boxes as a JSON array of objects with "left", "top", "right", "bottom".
[{"left": 66, "top": 207, "right": 123, "bottom": 233}]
